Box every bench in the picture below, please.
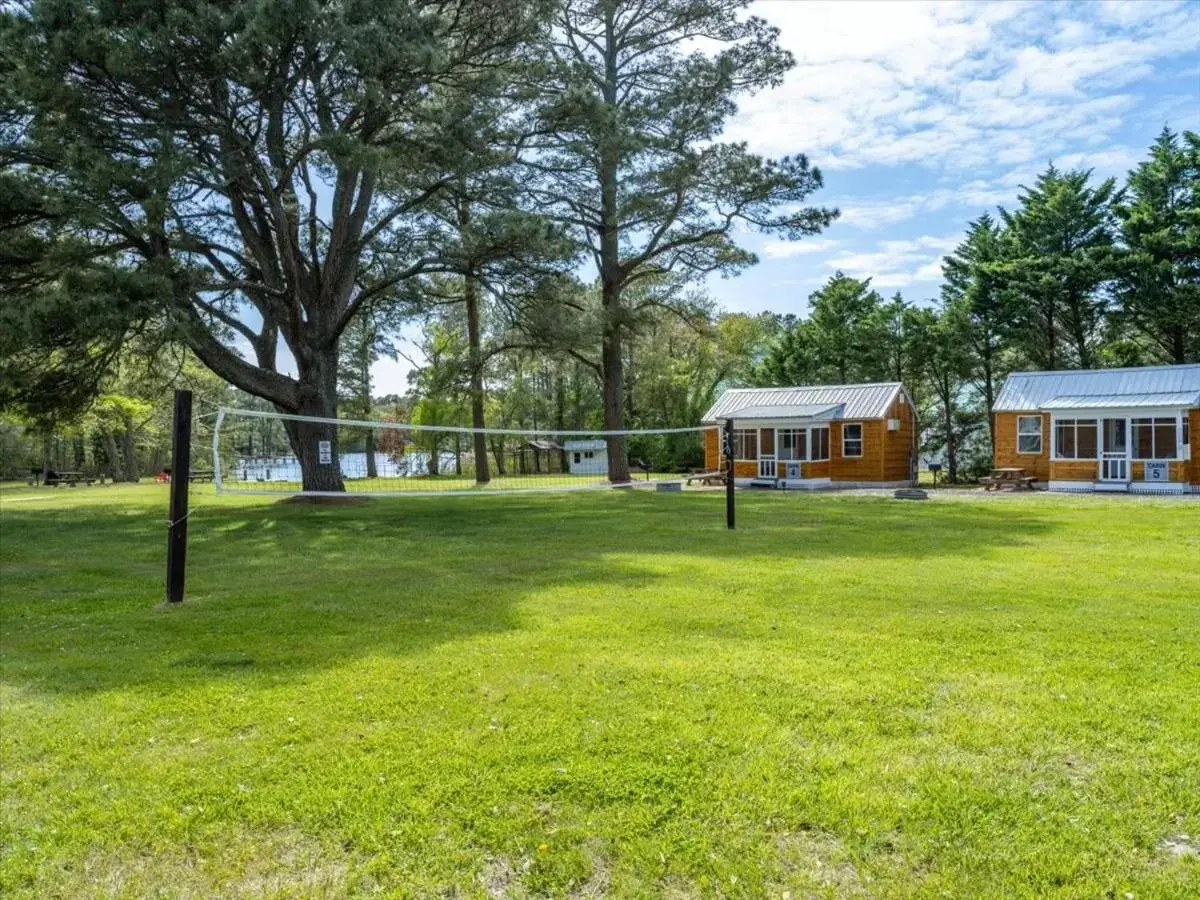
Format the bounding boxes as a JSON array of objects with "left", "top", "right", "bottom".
[
  {"left": 188, "top": 470, "right": 215, "bottom": 483},
  {"left": 685, "top": 469, "right": 726, "bottom": 486}
]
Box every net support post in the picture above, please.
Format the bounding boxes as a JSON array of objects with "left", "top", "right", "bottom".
[
  {"left": 723, "top": 418, "right": 735, "bottom": 530},
  {"left": 166, "top": 388, "right": 193, "bottom": 604}
]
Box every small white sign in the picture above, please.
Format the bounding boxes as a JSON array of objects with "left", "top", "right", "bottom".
[
  {"left": 1143, "top": 460, "right": 1168, "bottom": 481},
  {"left": 318, "top": 440, "right": 332, "bottom": 464}
]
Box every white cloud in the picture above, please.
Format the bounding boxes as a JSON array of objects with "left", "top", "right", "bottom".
[
  {"left": 825, "top": 234, "right": 960, "bottom": 291},
  {"left": 760, "top": 237, "right": 840, "bottom": 258},
  {"left": 727, "top": 0, "right": 1198, "bottom": 173}
]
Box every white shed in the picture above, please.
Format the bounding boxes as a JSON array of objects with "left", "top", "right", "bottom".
[{"left": 564, "top": 439, "right": 608, "bottom": 475}]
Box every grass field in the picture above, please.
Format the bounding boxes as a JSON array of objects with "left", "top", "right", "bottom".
[{"left": 2, "top": 484, "right": 1198, "bottom": 897}]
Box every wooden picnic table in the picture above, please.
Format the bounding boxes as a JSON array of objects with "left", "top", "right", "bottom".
[
  {"left": 187, "top": 470, "right": 215, "bottom": 483},
  {"left": 685, "top": 468, "right": 727, "bottom": 486},
  {"left": 981, "top": 467, "right": 1037, "bottom": 491},
  {"left": 48, "top": 471, "right": 91, "bottom": 487}
]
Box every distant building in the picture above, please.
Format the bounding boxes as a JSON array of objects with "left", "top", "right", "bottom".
[
  {"left": 564, "top": 439, "right": 608, "bottom": 475},
  {"left": 993, "top": 363, "right": 1199, "bottom": 493},
  {"left": 702, "top": 382, "right": 917, "bottom": 489}
]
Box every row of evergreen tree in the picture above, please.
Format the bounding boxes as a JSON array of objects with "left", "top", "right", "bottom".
[{"left": 752, "top": 129, "right": 1199, "bottom": 480}]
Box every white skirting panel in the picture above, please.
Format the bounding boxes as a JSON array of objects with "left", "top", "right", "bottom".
[{"left": 1048, "top": 480, "right": 1189, "bottom": 495}]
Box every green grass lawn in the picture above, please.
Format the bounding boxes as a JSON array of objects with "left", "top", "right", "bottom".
[{"left": 2, "top": 484, "right": 1198, "bottom": 897}]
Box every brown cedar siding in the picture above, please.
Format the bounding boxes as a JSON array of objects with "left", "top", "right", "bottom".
[
  {"left": 1193, "top": 410, "right": 1200, "bottom": 484},
  {"left": 704, "top": 389, "right": 916, "bottom": 484},
  {"left": 995, "top": 409, "right": 1199, "bottom": 483},
  {"left": 993, "top": 411, "right": 1051, "bottom": 480},
  {"left": 881, "top": 393, "right": 917, "bottom": 482}
]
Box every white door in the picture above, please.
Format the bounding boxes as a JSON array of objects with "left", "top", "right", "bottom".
[
  {"left": 1100, "top": 418, "right": 1128, "bottom": 481},
  {"left": 758, "top": 428, "right": 776, "bottom": 478}
]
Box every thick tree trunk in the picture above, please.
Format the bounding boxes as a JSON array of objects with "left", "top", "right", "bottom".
[
  {"left": 464, "top": 265, "right": 490, "bottom": 484},
  {"left": 365, "top": 428, "right": 378, "bottom": 479},
  {"left": 120, "top": 415, "right": 140, "bottom": 483},
  {"left": 102, "top": 431, "right": 124, "bottom": 481},
  {"left": 601, "top": 315, "right": 629, "bottom": 482},
  {"left": 281, "top": 346, "right": 345, "bottom": 492},
  {"left": 555, "top": 371, "right": 567, "bottom": 472},
  {"left": 490, "top": 436, "right": 507, "bottom": 476},
  {"left": 981, "top": 354, "right": 996, "bottom": 455},
  {"left": 942, "top": 389, "right": 957, "bottom": 484},
  {"left": 597, "top": 27, "right": 630, "bottom": 484}
]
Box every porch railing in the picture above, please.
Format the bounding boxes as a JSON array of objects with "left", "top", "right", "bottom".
[{"left": 1100, "top": 452, "right": 1128, "bottom": 481}]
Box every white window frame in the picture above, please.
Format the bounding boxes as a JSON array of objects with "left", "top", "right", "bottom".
[
  {"left": 777, "top": 428, "right": 806, "bottom": 461},
  {"left": 1053, "top": 418, "right": 1098, "bottom": 460},
  {"left": 810, "top": 426, "right": 830, "bottom": 462},
  {"left": 841, "top": 422, "right": 863, "bottom": 458},
  {"left": 1017, "top": 415, "right": 1043, "bottom": 454},
  {"left": 1131, "top": 416, "right": 1180, "bottom": 461},
  {"left": 732, "top": 429, "right": 758, "bottom": 462}
]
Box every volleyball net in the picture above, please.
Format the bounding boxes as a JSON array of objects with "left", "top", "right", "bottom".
[{"left": 211, "top": 407, "right": 721, "bottom": 497}]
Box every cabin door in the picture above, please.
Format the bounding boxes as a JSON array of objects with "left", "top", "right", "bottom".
[
  {"left": 1100, "top": 418, "right": 1129, "bottom": 482},
  {"left": 758, "top": 428, "right": 776, "bottom": 479}
]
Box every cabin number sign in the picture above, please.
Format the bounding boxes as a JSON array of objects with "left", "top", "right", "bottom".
[{"left": 1143, "top": 460, "right": 1168, "bottom": 481}]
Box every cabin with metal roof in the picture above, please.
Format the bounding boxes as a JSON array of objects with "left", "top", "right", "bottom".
[
  {"left": 993, "top": 363, "right": 1200, "bottom": 493},
  {"left": 701, "top": 382, "right": 917, "bottom": 489}
]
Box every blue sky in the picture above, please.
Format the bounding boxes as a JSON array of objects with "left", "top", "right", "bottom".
[{"left": 372, "top": 0, "right": 1200, "bottom": 393}]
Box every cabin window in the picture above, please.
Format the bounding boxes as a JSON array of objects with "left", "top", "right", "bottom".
[
  {"left": 732, "top": 429, "right": 758, "bottom": 461},
  {"left": 573, "top": 452, "right": 581, "bottom": 464},
  {"left": 842, "top": 423, "right": 863, "bottom": 458},
  {"left": 810, "top": 427, "right": 830, "bottom": 461},
  {"left": 1132, "top": 417, "right": 1178, "bottom": 459},
  {"left": 585, "top": 451, "right": 594, "bottom": 459},
  {"left": 1182, "top": 417, "right": 1189, "bottom": 447},
  {"left": 1054, "top": 419, "right": 1097, "bottom": 459},
  {"left": 1017, "top": 415, "right": 1042, "bottom": 454},
  {"left": 778, "top": 429, "right": 806, "bottom": 460}
]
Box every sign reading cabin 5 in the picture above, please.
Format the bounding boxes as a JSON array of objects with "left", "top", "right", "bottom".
[
  {"left": 318, "top": 440, "right": 332, "bottom": 465},
  {"left": 1143, "top": 460, "right": 1169, "bottom": 481}
]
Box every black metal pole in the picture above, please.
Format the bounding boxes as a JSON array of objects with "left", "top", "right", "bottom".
[
  {"left": 165, "top": 389, "right": 193, "bottom": 604},
  {"left": 724, "top": 418, "right": 735, "bottom": 530}
]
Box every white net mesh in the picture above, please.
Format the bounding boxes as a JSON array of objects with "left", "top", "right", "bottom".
[{"left": 212, "top": 408, "right": 721, "bottom": 496}]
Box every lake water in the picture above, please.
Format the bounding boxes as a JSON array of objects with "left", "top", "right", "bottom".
[{"left": 231, "top": 451, "right": 459, "bottom": 482}]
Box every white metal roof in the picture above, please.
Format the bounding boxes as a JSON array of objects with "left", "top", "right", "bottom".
[
  {"left": 723, "top": 403, "right": 845, "bottom": 421},
  {"left": 994, "top": 364, "right": 1200, "bottom": 412},
  {"left": 702, "top": 383, "right": 903, "bottom": 423},
  {"left": 562, "top": 439, "right": 606, "bottom": 449},
  {"left": 1042, "top": 391, "right": 1200, "bottom": 410}
]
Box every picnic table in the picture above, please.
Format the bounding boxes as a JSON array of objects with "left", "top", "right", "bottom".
[
  {"left": 980, "top": 467, "right": 1037, "bottom": 491},
  {"left": 47, "top": 471, "right": 91, "bottom": 487},
  {"left": 188, "top": 469, "right": 215, "bottom": 483},
  {"left": 685, "top": 468, "right": 727, "bottom": 487}
]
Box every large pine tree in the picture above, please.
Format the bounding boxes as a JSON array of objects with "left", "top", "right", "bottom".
[
  {"left": 999, "top": 166, "right": 1120, "bottom": 370},
  {"left": 1113, "top": 127, "right": 1200, "bottom": 364},
  {"left": 524, "top": 0, "right": 835, "bottom": 481},
  {"left": 1, "top": 0, "right": 540, "bottom": 490}
]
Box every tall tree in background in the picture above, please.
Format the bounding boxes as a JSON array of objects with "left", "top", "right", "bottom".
[
  {"left": 754, "top": 273, "right": 890, "bottom": 386},
  {"left": 866, "top": 292, "right": 912, "bottom": 384},
  {"left": 338, "top": 307, "right": 403, "bottom": 480},
  {"left": 999, "top": 166, "right": 1120, "bottom": 370},
  {"left": 2, "top": 0, "right": 540, "bottom": 491},
  {"left": 942, "top": 213, "right": 1011, "bottom": 452},
  {"left": 906, "top": 305, "right": 977, "bottom": 484},
  {"left": 527, "top": 0, "right": 835, "bottom": 481},
  {"left": 1113, "top": 128, "right": 1200, "bottom": 364}
]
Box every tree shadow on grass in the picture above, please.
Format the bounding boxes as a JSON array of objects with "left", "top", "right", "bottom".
[{"left": 0, "top": 491, "right": 1056, "bottom": 696}]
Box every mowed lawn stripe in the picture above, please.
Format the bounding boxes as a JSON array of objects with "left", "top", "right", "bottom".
[{"left": 2, "top": 485, "right": 1198, "bottom": 896}]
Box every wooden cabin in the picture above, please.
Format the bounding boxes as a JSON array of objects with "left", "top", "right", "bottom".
[
  {"left": 993, "top": 364, "right": 1200, "bottom": 493},
  {"left": 702, "top": 382, "right": 917, "bottom": 489}
]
